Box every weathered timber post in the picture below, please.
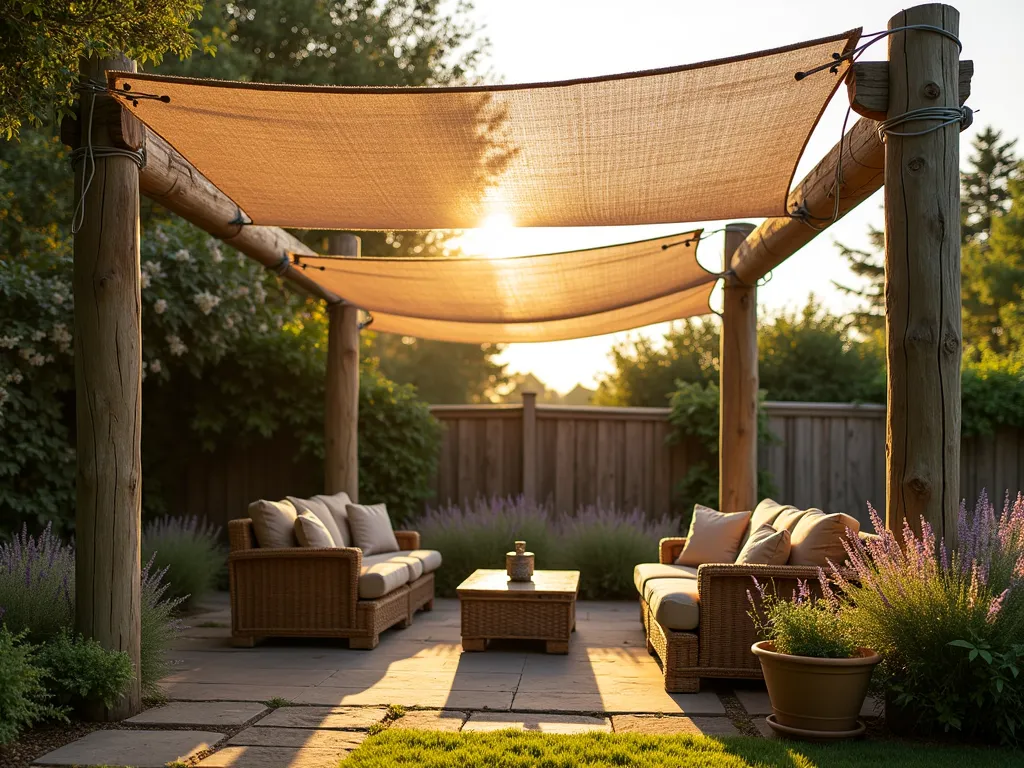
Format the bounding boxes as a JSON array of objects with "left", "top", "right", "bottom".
[
  {"left": 325, "top": 234, "right": 361, "bottom": 499},
  {"left": 884, "top": 3, "right": 962, "bottom": 537},
  {"left": 521, "top": 391, "right": 538, "bottom": 500},
  {"left": 719, "top": 223, "right": 758, "bottom": 512},
  {"left": 72, "top": 54, "right": 143, "bottom": 719}
]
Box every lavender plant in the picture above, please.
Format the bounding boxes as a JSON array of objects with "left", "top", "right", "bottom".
[
  {"left": 142, "top": 515, "right": 224, "bottom": 608},
  {"left": 828, "top": 491, "right": 1024, "bottom": 744},
  {"left": 0, "top": 526, "right": 186, "bottom": 695},
  {"left": 0, "top": 524, "right": 73, "bottom": 640},
  {"left": 746, "top": 577, "right": 858, "bottom": 659},
  {"left": 416, "top": 496, "right": 680, "bottom": 598}
]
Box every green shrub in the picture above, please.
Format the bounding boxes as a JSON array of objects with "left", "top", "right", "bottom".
[
  {"left": 142, "top": 515, "right": 224, "bottom": 608},
  {"left": 416, "top": 497, "right": 679, "bottom": 599},
  {"left": 36, "top": 630, "right": 134, "bottom": 712},
  {"left": 0, "top": 626, "right": 63, "bottom": 744},
  {"left": 666, "top": 381, "right": 777, "bottom": 516}
]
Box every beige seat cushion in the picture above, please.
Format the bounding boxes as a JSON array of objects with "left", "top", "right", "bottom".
[
  {"left": 358, "top": 555, "right": 413, "bottom": 599},
  {"left": 736, "top": 523, "right": 791, "bottom": 565},
  {"left": 789, "top": 511, "right": 860, "bottom": 566},
  {"left": 646, "top": 578, "right": 701, "bottom": 631},
  {"left": 294, "top": 511, "right": 336, "bottom": 548},
  {"left": 288, "top": 495, "right": 345, "bottom": 549},
  {"left": 406, "top": 549, "right": 443, "bottom": 574},
  {"left": 676, "top": 505, "right": 752, "bottom": 566},
  {"left": 248, "top": 499, "right": 299, "bottom": 549},
  {"left": 314, "top": 492, "right": 353, "bottom": 547},
  {"left": 347, "top": 503, "right": 400, "bottom": 555},
  {"left": 742, "top": 499, "right": 794, "bottom": 545},
  {"left": 633, "top": 563, "right": 698, "bottom": 596}
]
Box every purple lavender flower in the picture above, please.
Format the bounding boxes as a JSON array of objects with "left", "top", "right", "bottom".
[{"left": 987, "top": 588, "right": 1009, "bottom": 623}]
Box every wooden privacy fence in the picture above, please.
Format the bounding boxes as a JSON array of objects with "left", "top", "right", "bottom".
[{"left": 176, "top": 398, "right": 1024, "bottom": 532}]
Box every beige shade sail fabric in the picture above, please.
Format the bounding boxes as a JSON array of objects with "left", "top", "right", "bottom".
[
  {"left": 110, "top": 29, "right": 858, "bottom": 230},
  {"left": 295, "top": 230, "right": 713, "bottom": 343}
]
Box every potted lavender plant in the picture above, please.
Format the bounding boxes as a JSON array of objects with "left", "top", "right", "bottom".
[{"left": 749, "top": 577, "right": 879, "bottom": 739}]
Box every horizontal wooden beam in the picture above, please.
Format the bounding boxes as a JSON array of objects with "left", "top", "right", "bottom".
[
  {"left": 732, "top": 60, "right": 973, "bottom": 286},
  {"left": 139, "top": 130, "right": 341, "bottom": 304},
  {"left": 731, "top": 117, "right": 885, "bottom": 286},
  {"left": 848, "top": 59, "right": 973, "bottom": 120}
]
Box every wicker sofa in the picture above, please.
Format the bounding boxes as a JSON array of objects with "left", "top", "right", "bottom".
[
  {"left": 228, "top": 518, "right": 439, "bottom": 649},
  {"left": 636, "top": 500, "right": 863, "bottom": 693}
]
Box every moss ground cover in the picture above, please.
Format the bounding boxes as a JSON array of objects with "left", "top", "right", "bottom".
[{"left": 344, "top": 730, "right": 1024, "bottom": 768}]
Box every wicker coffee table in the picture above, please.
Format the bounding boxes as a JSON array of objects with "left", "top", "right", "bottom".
[{"left": 456, "top": 569, "right": 580, "bottom": 654}]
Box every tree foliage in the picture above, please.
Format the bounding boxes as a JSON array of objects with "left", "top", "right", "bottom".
[
  {"left": 962, "top": 127, "right": 1019, "bottom": 244},
  {"left": 0, "top": 0, "right": 202, "bottom": 138}
]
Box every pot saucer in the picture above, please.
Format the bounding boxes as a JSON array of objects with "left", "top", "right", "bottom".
[{"left": 765, "top": 714, "right": 866, "bottom": 740}]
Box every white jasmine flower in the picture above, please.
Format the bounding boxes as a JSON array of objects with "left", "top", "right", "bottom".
[
  {"left": 30, "top": 354, "right": 45, "bottom": 367},
  {"left": 19, "top": 347, "right": 35, "bottom": 360},
  {"left": 207, "top": 239, "right": 224, "bottom": 263},
  {"left": 193, "top": 291, "right": 220, "bottom": 315},
  {"left": 235, "top": 285, "right": 250, "bottom": 298},
  {"left": 153, "top": 299, "right": 168, "bottom": 315},
  {"left": 167, "top": 335, "right": 187, "bottom": 357},
  {"left": 258, "top": 322, "right": 269, "bottom": 333},
  {"left": 224, "top": 315, "right": 234, "bottom": 330},
  {"left": 154, "top": 228, "right": 170, "bottom": 244},
  {"left": 0, "top": 336, "right": 20, "bottom": 350},
  {"left": 32, "top": 330, "right": 46, "bottom": 342},
  {"left": 6, "top": 371, "right": 23, "bottom": 384},
  {"left": 50, "top": 325, "right": 71, "bottom": 345},
  {"left": 52, "top": 292, "right": 65, "bottom": 305},
  {"left": 172, "top": 249, "right": 191, "bottom": 262},
  {"left": 149, "top": 359, "right": 162, "bottom": 374},
  {"left": 140, "top": 272, "right": 151, "bottom": 289}
]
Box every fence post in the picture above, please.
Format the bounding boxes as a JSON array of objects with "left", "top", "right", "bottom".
[
  {"left": 719, "top": 222, "right": 758, "bottom": 512},
  {"left": 325, "top": 233, "right": 361, "bottom": 500},
  {"left": 72, "top": 53, "right": 143, "bottom": 720},
  {"left": 521, "top": 392, "right": 538, "bottom": 500},
  {"left": 883, "top": 4, "right": 962, "bottom": 538}
]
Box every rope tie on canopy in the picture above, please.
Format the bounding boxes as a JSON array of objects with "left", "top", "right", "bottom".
[
  {"left": 70, "top": 84, "right": 147, "bottom": 234},
  {"left": 794, "top": 25, "right": 963, "bottom": 81},
  {"left": 877, "top": 105, "right": 974, "bottom": 141}
]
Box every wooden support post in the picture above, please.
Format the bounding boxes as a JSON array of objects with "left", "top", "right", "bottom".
[
  {"left": 521, "top": 392, "right": 538, "bottom": 500},
  {"left": 719, "top": 223, "right": 758, "bottom": 512},
  {"left": 72, "top": 54, "right": 142, "bottom": 720},
  {"left": 324, "top": 234, "right": 361, "bottom": 500},
  {"left": 884, "top": 4, "right": 962, "bottom": 537}
]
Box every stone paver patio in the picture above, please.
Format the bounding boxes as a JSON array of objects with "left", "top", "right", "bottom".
[{"left": 33, "top": 593, "right": 878, "bottom": 766}]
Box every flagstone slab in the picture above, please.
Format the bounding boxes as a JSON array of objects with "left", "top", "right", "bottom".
[
  {"left": 735, "top": 689, "right": 880, "bottom": 717},
  {"left": 463, "top": 712, "right": 611, "bottom": 734},
  {"left": 161, "top": 682, "right": 308, "bottom": 702},
  {"left": 511, "top": 689, "right": 725, "bottom": 715},
  {"left": 126, "top": 701, "right": 268, "bottom": 727},
  {"left": 258, "top": 705, "right": 388, "bottom": 730},
  {"left": 391, "top": 709, "right": 469, "bottom": 732},
  {"left": 611, "top": 715, "right": 741, "bottom": 736},
  {"left": 227, "top": 726, "right": 366, "bottom": 749},
  {"left": 163, "top": 667, "right": 336, "bottom": 686},
  {"left": 319, "top": 669, "right": 520, "bottom": 691},
  {"left": 33, "top": 729, "right": 224, "bottom": 767},
  {"left": 293, "top": 686, "right": 513, "bottom": 710},
  {"left": 198, "top": 746, "right": 352, "bottom": 767}
]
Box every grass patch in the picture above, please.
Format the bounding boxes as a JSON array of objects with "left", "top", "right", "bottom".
[
  {"left": 344, "top": 731, "right": 1024, "bottom": 768},
  {"left": 263, "top": 697, "right": 289, "bottom": 709}
]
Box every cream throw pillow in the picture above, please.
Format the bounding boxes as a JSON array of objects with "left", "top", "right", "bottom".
[
  {"left": 741, "top": 498, "right": 793, "bottom": 546},
  {"left": 248, "top": 499, "right": 298, "bottom": 549},
  {"left": 789, "top": 511, "right": 860, "bottom": 566},
  {"left": 315, "top": 492, "right": 353, "bottom": 547},
  {"left": 346, "top": 503, "right": 400, "bottom": 556},
  {"left": 736, "top": 523, "right": 791, "bottom": 565},
  {"left": 294, "top": 511, "right": 337, "bottom": 548},
  {"left": 773, "top": 505, "right": 816, "bottom": 534},
  {"left": 288, "top": 495, "right": 346, "bottom": 548},
  {"left": 676, "top": 504, "right": 752, "bottom": 566}
]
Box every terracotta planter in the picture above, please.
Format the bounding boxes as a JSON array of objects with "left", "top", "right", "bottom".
[{"left": 751, "top": 641, "right": 880, "bottom": 736}]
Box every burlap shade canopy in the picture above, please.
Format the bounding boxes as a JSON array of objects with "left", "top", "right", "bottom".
[
  {"left": 110, "top": 28, "right": 858, "bottom": 230},
  {"left": 293, "top": 231, "right": 713, "bottom": 343}
]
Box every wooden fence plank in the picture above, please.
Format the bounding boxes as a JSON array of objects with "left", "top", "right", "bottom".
[{"left": 555, "top": 419, "right": 576, "bottom": 512}]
